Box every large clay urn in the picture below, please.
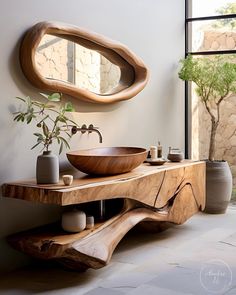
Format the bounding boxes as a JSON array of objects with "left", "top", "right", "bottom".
[{"left": 204, "top": 161, "right": 232, "bottom": 214}]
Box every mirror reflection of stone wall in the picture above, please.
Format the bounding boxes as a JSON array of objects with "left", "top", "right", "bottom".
[
  {"left": 36, "top": 35, "right": 74, "bottom": 83},
  {"left": 35, "top": 34, "right": 121, "bottom": 94}
]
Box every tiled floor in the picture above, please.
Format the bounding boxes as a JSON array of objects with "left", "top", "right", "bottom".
[{"left": 1, "top": 208, "right": 236, "bottom": 295}]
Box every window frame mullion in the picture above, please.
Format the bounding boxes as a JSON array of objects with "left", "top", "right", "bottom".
[{"left": 184, "top": 0, "right": 236, "bottom": 159}]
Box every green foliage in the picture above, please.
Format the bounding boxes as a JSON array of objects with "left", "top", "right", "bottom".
[
  {"left": 13, "top": 93, "right": 78, "bottom": 154},
  {"left": 217, "top": 2, "right": 236, "bottom": 14},
  {"left": 212, "top": 3, "right": 236, "bottom": 29},
  {"left": 179, "top": 55, "right": 236, "bottom": 160},
  {"left": 178, "top": 55, "right": 236, "bottom": 103}
]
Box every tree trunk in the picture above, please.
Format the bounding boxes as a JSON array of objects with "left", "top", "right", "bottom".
[{"left": 209, "top": 119, "right": 218, "bottom": 161}]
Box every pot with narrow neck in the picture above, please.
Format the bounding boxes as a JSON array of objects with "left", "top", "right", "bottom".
[{"left": 36, "top": 151, "right": 59, "bottom": 184}]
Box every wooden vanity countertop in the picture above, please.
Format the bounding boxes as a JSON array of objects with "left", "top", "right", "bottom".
[{"left": 2, "top": 160, "right": 205, "bottom": 206}]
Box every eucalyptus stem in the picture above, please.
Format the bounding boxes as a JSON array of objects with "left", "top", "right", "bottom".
[{"left": 13, "top": 93, "right": 77, "bottom": 154}]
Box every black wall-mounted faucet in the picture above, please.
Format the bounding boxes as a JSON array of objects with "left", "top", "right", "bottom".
[{"left": 71, "top": 124, "right": 103, "bottom": 143}]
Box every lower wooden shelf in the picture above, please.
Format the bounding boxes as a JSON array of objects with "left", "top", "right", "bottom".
[
  {"left": 8, "top": 184, "right": 200, "bottom": 271},
  {"left": 4, "top": 161, "right": 206, "bottom": 271}
]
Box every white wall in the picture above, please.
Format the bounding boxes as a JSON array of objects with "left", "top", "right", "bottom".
[{"left": 0, "top": 0, "right": 185, "bottom": 272}]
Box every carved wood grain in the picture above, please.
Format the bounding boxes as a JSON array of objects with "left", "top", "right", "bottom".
[
  {"left": 8, "top": 182, "right": 199, "bottom": 270},
  {"left": 154, "top": 163, "right": 206, "bottom": 210},
  {"left": 2, "top": 161, "right": 205, "bottom": 208},
  {"left": 20, "top": 21, "right": 149, "bottom": 103},
  {"left": 6, "top": 161, "right": 205, "bottom": 271}
]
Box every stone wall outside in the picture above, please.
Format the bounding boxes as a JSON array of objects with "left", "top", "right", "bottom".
[{"left": 192, "top": 30, "right": 236, "bottom": 185}]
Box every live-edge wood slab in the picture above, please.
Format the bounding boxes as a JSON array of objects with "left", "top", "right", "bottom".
[
  {"left": 2, "top": 161, "right": 205, "bottom": 208},
  {"left": 3, "top": 160, "right": 206, "bottom": 271}
]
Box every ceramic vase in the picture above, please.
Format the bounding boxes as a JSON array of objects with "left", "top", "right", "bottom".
[{"left": 36, "top": 151, "right": 59, "bottom": 184}]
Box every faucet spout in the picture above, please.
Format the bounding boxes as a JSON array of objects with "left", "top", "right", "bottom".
[{"left": 88, "top": 124, "right": 103, "bottom": 143}]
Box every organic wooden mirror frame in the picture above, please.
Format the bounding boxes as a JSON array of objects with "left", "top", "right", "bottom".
[{"left": 20, "top": 21, "right": 149, "bottom": 103}]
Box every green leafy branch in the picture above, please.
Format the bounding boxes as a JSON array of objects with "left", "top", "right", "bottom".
[
  {"left": 13, "top": 93, "right": 78, "bottom": 154},
  {"left": 178, "top": 55, "right": 236, "bottom": 161},
  {"left": 213, "top": 3, "right": 236, "bottom": 30}
]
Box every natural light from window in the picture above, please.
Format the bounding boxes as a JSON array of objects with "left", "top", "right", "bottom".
[
  {"left": 191, "top": 0, "right": 236, "bottom": 17},
  {"left": 189, "top": 1, "right": 236, "bottom": 193}
]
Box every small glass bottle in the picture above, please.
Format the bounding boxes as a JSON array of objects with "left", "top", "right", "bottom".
[
  {"left": 157, "top": 141, "right": 162, "bottom": 158},
  {"left": 86, "top": 215, "right": 95, "bottom": 229}
]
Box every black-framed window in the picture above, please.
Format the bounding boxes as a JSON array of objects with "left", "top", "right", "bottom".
[{"left": 185, "top": 0, "right": 236, "bottom": 157}]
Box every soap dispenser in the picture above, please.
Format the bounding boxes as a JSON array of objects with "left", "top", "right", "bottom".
[{"left": 157, "top": 141, "right": 162, "bottom": 158}]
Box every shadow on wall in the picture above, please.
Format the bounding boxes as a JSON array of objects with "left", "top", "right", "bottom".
[
  {"left": 0, "top": 31, "right": 136, "bottom": 274},
  {"left": 0, "top": 238, "right": 30, "bottom": 273},
  {"left": 157, "top": 63, "right": 184, "bottom": 150},
  {"left": 8, "top": 31, "right": 126, "bottom": 114},
  {"left": 0, "top": 197, "right": 62, "bottom": 273}
]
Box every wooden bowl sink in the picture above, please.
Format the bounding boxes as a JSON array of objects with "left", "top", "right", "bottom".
[{"left": 66, "top": 147, "right": 147, "bottom": 175}]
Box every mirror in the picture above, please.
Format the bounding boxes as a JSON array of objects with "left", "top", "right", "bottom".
[
  {"left": 20, "top": 22, "right": 149, "bottom": 103},
  {"left": 36, "top": 35, "right": 121, "bottom": 95}
]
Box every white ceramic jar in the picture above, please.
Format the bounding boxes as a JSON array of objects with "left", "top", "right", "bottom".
[
  {"left": 62, "top": 174, "right": 73, "bottom": 186},
  {"left": 61, "top": 210, "right": 86, "bottom": 232}
]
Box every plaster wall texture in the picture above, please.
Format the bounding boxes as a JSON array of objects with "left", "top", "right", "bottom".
[{"left": 0, "top": 0, "right": 185, "bottom": 272}]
